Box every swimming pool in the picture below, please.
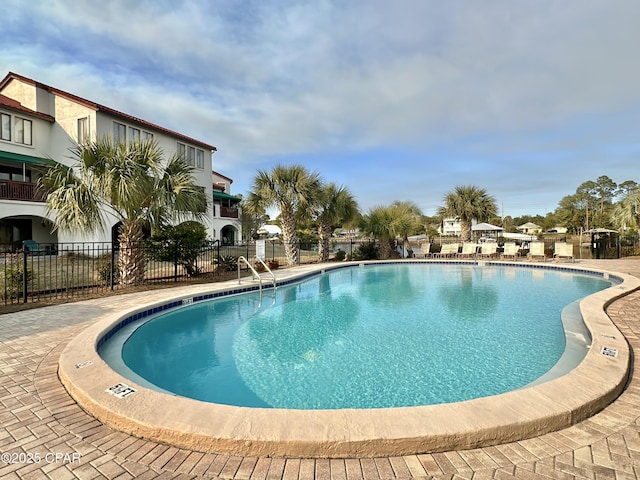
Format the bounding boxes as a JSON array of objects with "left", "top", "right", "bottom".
[
  {"left": 102, "top": 263, "right": 610, "bottom": 409},
  {"left": 59, "top": 261, "right": 635, "bottom": 457}
]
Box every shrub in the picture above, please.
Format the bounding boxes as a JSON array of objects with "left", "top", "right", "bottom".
[
  {"left": 0, "top": 256, "right": 33, "bottom": 300},
  {"left": 267, "top": 259, "right": 279, "bottom": 270},
  {"left": 217, "top": 255, "right": 238, "bottom": 272},
  {"left": 334, "top": 249, "right": 346, "bottom": 261},
  {"left": 353, "top": 243, "right": 378, "bottom": 260},
  {"left": 146, "top": 221, "right": 209, "bottom": 277},
  {"left": 95, "top": 254, "right": 118, "bottom": 284}
]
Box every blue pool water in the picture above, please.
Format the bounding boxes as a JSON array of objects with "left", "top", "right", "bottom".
[{"left": 101, "top": 264, "right": 611, "bottom": 409}]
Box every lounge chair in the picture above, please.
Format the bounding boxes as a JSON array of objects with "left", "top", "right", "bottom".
[
  {"left": 553, "top": 242, "right": 575, "bottom": 263},
  {"left": 434, "top": 243, "right": 459, "bottom": 258},
  {"left": 23, "top": 239, "right": 47, "bottom": 255},
  {"left": 413, "top": 243, "right": 432, "bottom": 258},
  {"left": 527, "top": 242, "right": 546, "bottom": 262},
  {"left": 501, "top": 242, "right": 520, "bottom": 261},
  {"left": 478, "top": 242, "right": 498, "bottom": 259},
  {"left": 457, "top": 242, "right": 478, "bottom": 259}
]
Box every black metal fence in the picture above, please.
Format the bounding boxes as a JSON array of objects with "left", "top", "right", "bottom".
[
  {"left": 0, "top": 240, "right": 328, "bottom": 307},
  {"left": 539, "top": 234, "right": 640, "bottom": 260},
  {"left": 2, "top": 235, "right": 637, "bottom": 309}
]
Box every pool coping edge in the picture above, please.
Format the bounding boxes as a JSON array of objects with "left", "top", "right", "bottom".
[{"left": 57, "top": 260, "right": 638, "bottom": 458}]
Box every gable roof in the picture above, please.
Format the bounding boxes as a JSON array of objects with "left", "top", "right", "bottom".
[
  {"left": 471, "top": 222, "right": 503, "bottom": 231},
  {"left": 0, "top": 72, "right": 216, "bottom": 151},
  {"left": 0, "top": 93, "right": 55, "bottom": 122},
  {"left": 517, "top": 222, "right": 541, "bottom": 230},
  {"left": 212, "top": 170, "right": 233, "bottom": 183}
]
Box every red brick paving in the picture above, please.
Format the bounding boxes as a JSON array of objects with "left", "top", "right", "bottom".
[{"left": 1, "top": 259, "right": 640, "bottom": 479}]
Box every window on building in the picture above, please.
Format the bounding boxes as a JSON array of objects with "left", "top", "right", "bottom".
[
  {"left": 15, "top": 118, "right": 32, "bottom": 145},
  {"left": 128, "top": 127, "right": 140, "bottom": 141},
  {"left": 1, "top": 113, "right": 10, "bottom": 141},
  {"left": 187, "top": 146, "right": 195, "bottom": 166},
  {"left": 196, "top": 149, "right": 204, "bottom": 169},
  {"left": 77, "top": 117, "right": 89, "bottom": 143},
  {"left": 0, "top": 165, "right": 31, "bottom": 182},
  {"left": 177, "top": 142, "right": 185, "bottom": 156},
  {"left": 142, "top": 131, "right": 153, "bottom": 141},
  {"left": 113, "top": 122, "right": 126, "bottom": 142},
  {"left": 177, "top": 143, "right": 197, "bottom": 167}
]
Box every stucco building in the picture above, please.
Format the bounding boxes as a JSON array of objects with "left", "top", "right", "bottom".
[{"left": 0, "top": 72, "right": 241, "bottom": 249}]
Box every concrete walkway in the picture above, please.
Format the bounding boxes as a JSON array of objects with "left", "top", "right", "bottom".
[{"left": 1, "top": 259, "right": 639, "bottom": 479}]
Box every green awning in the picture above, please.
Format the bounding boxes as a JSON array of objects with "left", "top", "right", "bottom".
[
  {"left": 0, "top": 151, "right": 56, "bottom": 167},
  {"left": 213, "top": 191, "right": 241, "bottom": 203}
]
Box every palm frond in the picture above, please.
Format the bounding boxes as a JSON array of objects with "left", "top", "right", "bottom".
[{"left": 41, "top": 163, "right": 105, "bottom": 234}]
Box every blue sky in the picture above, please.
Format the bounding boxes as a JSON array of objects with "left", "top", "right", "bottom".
[{"left": 2, "top": 0, "right": 638, "bottom": 218}]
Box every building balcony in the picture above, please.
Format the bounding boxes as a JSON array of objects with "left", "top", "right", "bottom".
[
  {"left": 0, "top": 180, "right": 46, "bottom": 202},
  {"left": 220, "top": 206, "right": 239, "bottom": 218}
]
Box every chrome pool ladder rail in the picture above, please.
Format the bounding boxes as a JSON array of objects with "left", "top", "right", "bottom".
[
  {"left": 253, "top": 255, "right": 277, "bottom": 291},
  {"left": 237, "top": 256, "right": 277, "bottom": 294}
]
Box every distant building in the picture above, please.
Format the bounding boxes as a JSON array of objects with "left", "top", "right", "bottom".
[
  {"left": 517, "top": 222, "right": 542, "bottom": 234},
  {"left": 256, "top": 224, "right": 282, "bottom": 237},
  {"left": 439, "top": 217, "right": 462, "bottom": 236},
  {"left": 334, "top": 228, "right": 360, "bottom": 238},
  {"left": 212, "top": 170, "right": 242, "bottom": 245},
  {"left": 438, "top": 217, "right": 478, "bottom": 236}
]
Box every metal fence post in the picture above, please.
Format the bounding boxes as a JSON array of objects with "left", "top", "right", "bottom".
[
  {"left": 110, "top": 244, "right": 115, "bottom": 290},
  {"left": 22, "top": 241, "right": 28, "bottom": 304},
  {"left": 174, "top": 241, "right": 179, "bottom": 282},
  {"left": 618, "top": 236, "right": 621, "bottom": 259}
]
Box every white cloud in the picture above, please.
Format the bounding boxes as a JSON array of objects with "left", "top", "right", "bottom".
[{"left": 1, "top": 0, "right": 638, "bottom": 216}]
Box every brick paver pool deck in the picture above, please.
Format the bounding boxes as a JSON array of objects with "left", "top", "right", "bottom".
[{"left": 1, "top": 259, "right": 640, "bottom": 479}]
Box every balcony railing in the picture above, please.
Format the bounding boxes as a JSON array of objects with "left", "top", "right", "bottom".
[
  {"left": 0, "top": 180, "right": 46, "bottom": 202},
  {"left": 220, "top": 206, "right": 239, "bottom": 218}
]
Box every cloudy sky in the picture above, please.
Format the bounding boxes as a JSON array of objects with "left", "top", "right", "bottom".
[{"left": 2, "top": 0, "right": 638, "bottom": 218}]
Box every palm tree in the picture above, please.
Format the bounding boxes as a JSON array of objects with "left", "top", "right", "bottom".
[
  {"left": 316, "top": 184, "right": 359, "bottom": 262},
  {"left": 360, "top": 201, "right": 422, "bottom": 259},
  {"left": 611, "top": 190, "right": 640, "bottom": 232},
  {"left": 360, "top": 205, "right": 394, "bottom": 259},
  {"left": 388, "top": 201, "right": 423, "bottom": 257},
  {"left": 438, "top": 185, "right": 497, "bottom": 242},
  {"left": 40, "top": 137, "right": 208, "bottom": 285},
  {"left": 245, "top": 164, "right": 321, "bottom": 265}
]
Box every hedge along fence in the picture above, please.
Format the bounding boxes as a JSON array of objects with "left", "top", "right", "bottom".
[{"left": 0, "top": 240, "right": 325, "bottom": 308}]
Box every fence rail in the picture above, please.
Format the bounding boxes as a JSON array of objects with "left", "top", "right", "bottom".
[
  {"left": 0, "top": 240, "right": 329, "bottom": 308},
  {"left": 2, "top": 235, "right": 637, "bottom": 309}
]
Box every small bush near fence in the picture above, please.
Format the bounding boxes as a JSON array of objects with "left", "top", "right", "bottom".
[
  {"left": 0, "top": 256, "right": 32, "bottom": 300},
  {"left": 352, "top": 242, "right": 378, "bottom": 260}
]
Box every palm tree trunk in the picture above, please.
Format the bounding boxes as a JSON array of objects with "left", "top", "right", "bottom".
[
  {"left": 280, "top": 209, "right": 298, "bottom": 265},
  {"left": 461, "top": 220, "right": 472, "bottom": 242},
  {"left": 379, "top": 238, "right": 394, "bottom": 259},
  {"left": 118, "top": 219, "right": 145, "bottom": 285},
  {"left": 318, "top": 220, "right": 332, "bottom": 262}
]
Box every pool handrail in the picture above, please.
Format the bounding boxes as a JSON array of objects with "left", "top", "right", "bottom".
[
  {"left": 253, "top": 255, "right": 277, "bottom": 291},
  {"left": 237, "top": 256, "right": 277, "bottom": 294}
]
